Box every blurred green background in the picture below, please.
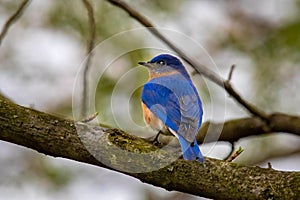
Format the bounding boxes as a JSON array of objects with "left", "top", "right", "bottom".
[{"left": 0, "top": 0, "right": 300, "bottom": 200}]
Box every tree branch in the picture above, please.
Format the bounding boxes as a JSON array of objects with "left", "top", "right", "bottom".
[
  {"left": 81, "top": 0, "right": 96, "bottom": 118},
  {"left": 198, "top": 115, "right": 300, "bottom": 144},
  {"left": 106, "top": 0, "right": 270, "bottom": 121},
  {"left": 0, "top": 0, "right": 30, "bottom": 46},
  {"left": 0, "top": 96, "right": 299, "bottom": 199}
]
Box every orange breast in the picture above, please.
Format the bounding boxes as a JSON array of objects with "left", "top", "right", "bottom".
[
  {"left": 141, "top": 102, "right": 165, "bottom": 131},
  {"left": 141, "top": 102, "right": 151, "bottom": 125}
]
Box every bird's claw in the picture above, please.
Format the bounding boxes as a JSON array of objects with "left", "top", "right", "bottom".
[{"left": 146, "top": 131, "right": 162, "bottom": 146}]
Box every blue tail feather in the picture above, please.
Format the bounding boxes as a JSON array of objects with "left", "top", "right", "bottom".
[{"left": 178, "top": 135, "right": 204, "bottom": 163}]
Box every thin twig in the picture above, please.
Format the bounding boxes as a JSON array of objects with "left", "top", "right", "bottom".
[
  {"left": 0, "top": 0, "right": 30, "bottom": 46},
  {"left": 227, "top": 64, "right": 236, "bottom": 82},
  {"left": 81, "top": 0, "right": 96, "bottom": 118},
  {"left": 106, "top": 0, "right": 270, "bottom": 121},
  {"left": 226, "top": 146, "right": 244, "bottom": 162}
]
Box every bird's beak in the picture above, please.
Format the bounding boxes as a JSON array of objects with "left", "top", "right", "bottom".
[{"left": 138, "top": 61, "right": 153, "bottom": 68}]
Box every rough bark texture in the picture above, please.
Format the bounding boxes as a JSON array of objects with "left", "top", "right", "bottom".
[{"left": 0, "top": 96, "right": 300, "bottom": 199}]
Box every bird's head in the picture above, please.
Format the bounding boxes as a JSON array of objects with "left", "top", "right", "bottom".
[{"left": 138, "top": 54, "right": 189, "bottom": 76}]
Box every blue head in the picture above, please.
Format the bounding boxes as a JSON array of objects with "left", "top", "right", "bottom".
[{"left": 138, "top": 54, "right": 189, "bottom": 77}]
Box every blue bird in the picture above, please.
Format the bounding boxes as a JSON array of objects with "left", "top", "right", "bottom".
[{"left": 139, "top": 54, "right": 204, "bottom": 162}]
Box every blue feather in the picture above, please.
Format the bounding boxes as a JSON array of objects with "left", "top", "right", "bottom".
[{"left": 177, "top": 134, "right": 204, "bottom": 162}]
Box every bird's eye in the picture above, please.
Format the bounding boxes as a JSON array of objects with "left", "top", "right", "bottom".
[{"left": 157, "top": 60, "right": 166, "bottom": 65}]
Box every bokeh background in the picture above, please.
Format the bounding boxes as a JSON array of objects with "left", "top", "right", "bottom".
[{"left": 0, "top": 0, "right": 300, "bottom": 199}]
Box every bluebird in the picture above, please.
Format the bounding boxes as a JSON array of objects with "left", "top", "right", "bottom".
[{"left": 139, "top": 54, "right": 204, "bottom": 163}]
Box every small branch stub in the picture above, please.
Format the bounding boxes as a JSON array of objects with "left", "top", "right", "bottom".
[
  {"left": 226, "top": 146, "right": 244, "bottom": 162},
  {"left": 80, "top": 112, "right": 99, "bottom": 123},
  {"left": 227, "top": 64, "right": 236, "bottom": 82}
]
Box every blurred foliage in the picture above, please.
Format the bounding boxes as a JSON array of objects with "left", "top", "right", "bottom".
[
  {"left": 213, "top": 1, "right": 300, "bottom": 165},
  {"left": 47, "top": 0, "right": 183, "bottom": 125},
  {"left": 22, "top": 154, "right": 74, "bottom": 190},
  {"left": 0, "top": 151, "right": 73, "bottom": 191},
  {"left": 46, "top": 0, "right": 182, "bottom": 45},
  {"left": 216, "top": 1, "right": 300, "bottom": 111},
  {"left": 1, "top": 0, "right": 300, "bottom": 199},
  {"left": 0, "top": 1, "right": 23, "bottom": 13}
]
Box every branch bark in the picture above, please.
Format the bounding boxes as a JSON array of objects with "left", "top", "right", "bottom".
[
  {"left": 198, "top": 115, "right": 300, "bottom": 144},
  {"left": 0, "top": 97, "right": 299, "bottom": 199}
]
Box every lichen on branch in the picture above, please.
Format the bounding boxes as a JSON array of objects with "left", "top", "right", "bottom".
[{"left": 0, "top": 96, "right": 299, "bottom": 199}]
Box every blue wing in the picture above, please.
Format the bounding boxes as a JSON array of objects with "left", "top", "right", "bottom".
[
  {"left": 142, "top": 80, "right": 180, "bottom": 133},
  {"left": 141, "top": 73, "right": 203, "bottom": 143}
]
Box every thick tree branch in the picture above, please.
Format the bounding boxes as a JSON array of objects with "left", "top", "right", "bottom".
[
  {"left": 0, "top": 97, "right": 300, "bottom": 199},
  {"left": 0, "top": 0, "right": 30, "bottom": 46}
]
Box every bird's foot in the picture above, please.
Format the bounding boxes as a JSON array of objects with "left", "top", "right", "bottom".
[{"left": 146, "top": 131, "right": 162, "bottom": 146}]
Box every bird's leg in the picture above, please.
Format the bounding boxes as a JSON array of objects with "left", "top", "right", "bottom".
[
  {"left": 146, "top": 130, "right": 163, "bottom": 145},
  {"left": 152, "top": 130, "right": 162, "bottom": 145}
]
